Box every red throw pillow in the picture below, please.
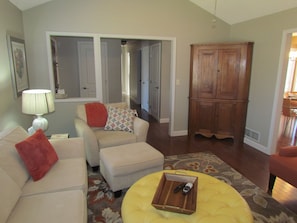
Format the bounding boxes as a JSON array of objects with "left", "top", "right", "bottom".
[
  {"left": 85, "top": 102, "right": 108, "bottom": 127},
  {"left": 15, "top": 129, "right": 58, "bottom": 181}
]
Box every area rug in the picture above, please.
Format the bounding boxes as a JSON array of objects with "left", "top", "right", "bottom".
[{"left": 87, "top": 152, "right": 297, "bottom": 223}]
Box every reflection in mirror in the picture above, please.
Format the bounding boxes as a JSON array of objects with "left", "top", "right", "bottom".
[{"left": 49, "top": 35, "right": 96, "bottom": 99}]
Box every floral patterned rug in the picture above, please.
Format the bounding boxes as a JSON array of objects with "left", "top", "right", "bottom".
[{"left": 87, "top": 152, "right": 297, "bottom": 223}]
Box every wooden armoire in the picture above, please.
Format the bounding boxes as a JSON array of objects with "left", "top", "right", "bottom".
[{"left": 188, "top": 42, "right": 254, "bottom": 144}]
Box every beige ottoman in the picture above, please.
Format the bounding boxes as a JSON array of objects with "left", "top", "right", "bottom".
[{"left": 100, "top": 142, "right": 164, "bottom": 196}]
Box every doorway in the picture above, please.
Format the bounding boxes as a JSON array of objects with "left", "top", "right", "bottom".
[
  {"left": 277, "top": 32, "right": 297, "bottom": 148},
  {"left": 101, "top": 38, "right": 170, "bottom": 123}
]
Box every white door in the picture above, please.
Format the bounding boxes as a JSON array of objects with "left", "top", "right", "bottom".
[
  {"left": 78, "top": 41, "right": 96, "bottom": 97},
  {"left": 141, "top": 46, "right": 149, "bottom": 112},
  {"left": 149, "top": 43, "right": 161, "bottom": 120}
]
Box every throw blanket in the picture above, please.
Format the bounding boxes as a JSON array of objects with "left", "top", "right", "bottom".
[{"left": 85, "top": 102, "right": 108, "bottom": 127}]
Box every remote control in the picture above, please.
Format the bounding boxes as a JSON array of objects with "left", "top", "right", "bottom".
[
  {"left": 173, "top": 183, "right": 186, "bottom": 193},
  {"left": 182, "top": 182, "right": 193, "bottom": 195}
]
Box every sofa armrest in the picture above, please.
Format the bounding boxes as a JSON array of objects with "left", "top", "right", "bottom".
[
  {"left": 74, "top": 118, "right": 99, "bottom": 167},
  {"left": 49, "top": 137, "right": 85, "bottom": 159},
  {"left": 279, "top": 146, "right": 297, "bottom": 157},
  {"left": 133, "top": 117, "right": 149, "bottom": 142}
]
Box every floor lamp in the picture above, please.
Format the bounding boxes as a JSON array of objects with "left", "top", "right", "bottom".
[{"left": 22, "top": 89, "right": 55, "bottom": 135}]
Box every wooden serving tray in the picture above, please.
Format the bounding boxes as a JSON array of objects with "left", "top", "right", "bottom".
[{"left": 151, "top": 172, "right": 198, "bottom": 214}]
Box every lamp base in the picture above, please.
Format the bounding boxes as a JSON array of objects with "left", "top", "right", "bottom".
[{"left": 28, "top": 115, "right": 48, "bottom": 135}]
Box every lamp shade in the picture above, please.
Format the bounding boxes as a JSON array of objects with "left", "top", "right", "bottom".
[{"left": 22, "top": 89, "right": 55, "bottom": 115}]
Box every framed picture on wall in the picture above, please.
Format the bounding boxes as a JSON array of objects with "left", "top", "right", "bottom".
[{"left": 7, "top": 35, "right": 29, "bottom": 97}]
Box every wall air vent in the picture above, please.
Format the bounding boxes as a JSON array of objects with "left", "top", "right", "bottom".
[{"left": 245, "top": 128, "right": 260, "bottom": 142}]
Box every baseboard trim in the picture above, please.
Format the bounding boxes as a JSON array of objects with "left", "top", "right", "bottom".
[
  {"left": 170, "top": 130, "right": 188, "bottom": 137},
  {"left": 169, "top": 130, "right": 269, "bottom": 154},
  {"left": 244, "top": 137, "right": 270, "bottom": 155},
  {"left": 159, "top": 118, "right": 169, "bottom": 123}
]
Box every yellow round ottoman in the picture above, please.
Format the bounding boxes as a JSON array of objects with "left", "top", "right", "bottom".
[{"left": 122, "top": 170, "right": 253, "bottom": 223}]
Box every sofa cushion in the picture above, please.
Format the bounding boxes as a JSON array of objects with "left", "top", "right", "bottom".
[
  {"left": 6, "top": 190, "right": 86, "bottom": 223},
  {"left": 85, "top": 102, "right": 108, "bottom": 127},
  {"left": 21, "top": 158, "right": 88, "bottom": 196},
  {"left": 104, "top": 106, "right": 137, "bottom": 133},
  {"left": 94, "top": 130, "right": 137, "bottom": 148},
  {"left": 0, "top": 168, "right": 22, "bottom": 223},
  {"left": 15, "top": 129, "right": 58, "bottom": 181},
  {"left": 0, "top": 126, "right": 30, "bottom": 188}
]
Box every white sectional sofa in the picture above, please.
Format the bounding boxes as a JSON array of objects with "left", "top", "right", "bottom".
[{"left": 0, "top": 126, "right": 87, "bottom": 223}]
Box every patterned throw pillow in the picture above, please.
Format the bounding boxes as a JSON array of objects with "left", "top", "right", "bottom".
[{"left": 104, "top": 106, "right": 137, "bottom": 133}]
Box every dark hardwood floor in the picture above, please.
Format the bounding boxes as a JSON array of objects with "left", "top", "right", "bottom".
[{"left": 136, "top": 107, "right": 297, "bottom": 215}]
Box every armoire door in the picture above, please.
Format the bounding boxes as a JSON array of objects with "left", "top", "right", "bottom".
[
  {"left": 215, "top": 102, "right": 236, "bottom": 138},
  {"left": 189, "top": 100, "right": 216, "bottom": 137},
  {"left": 216, "top": 47, "right": 241, "bottom": 99},
  {"left": 190, "top": 47, "right": 218, "bottom": 99}
]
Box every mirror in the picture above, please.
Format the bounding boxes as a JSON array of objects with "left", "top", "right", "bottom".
[{"left": 47, "top": 32, "right": 99, "bottom": 101}]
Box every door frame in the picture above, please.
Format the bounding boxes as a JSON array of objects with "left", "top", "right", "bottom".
[
  {"left": 98, "top": 34, "right": 176, "bottom": 137},
  {"left": 141, "top": 45, "right": 150, "bottom": 112},
  {"left": 270, "top": 28, "right": 297, "bottom": 154}
]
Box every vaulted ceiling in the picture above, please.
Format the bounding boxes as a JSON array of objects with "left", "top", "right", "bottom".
[
  {"left": 9, "top": 0, "right": 297, "bottom": 25},
  {"left": 9, "top": 0, "right": 51, "bottom": 11},
  {"left": 189, "top": 0, "right": 297, "bottom": 24}
]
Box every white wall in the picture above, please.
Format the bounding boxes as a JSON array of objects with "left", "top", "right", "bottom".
[
  {"left": 22, "top": 0, "right": 230, "bottom": 137},
  {"left": 0, "top": 1, "right": 31, "bottom": 131},
  {"left": 160, "top": 40, "right": 171, "bottom": 122},
  {"left": 230, "top": 7, "right": 297, "bottom": 154},
  {"left": 103, "top": 39, "right": 122, "bottom": 103}
]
